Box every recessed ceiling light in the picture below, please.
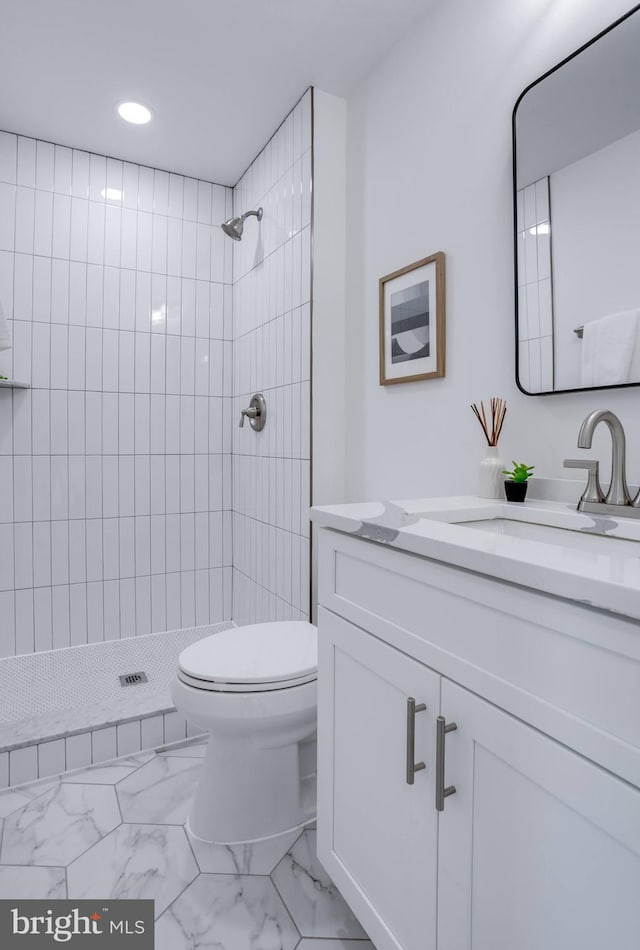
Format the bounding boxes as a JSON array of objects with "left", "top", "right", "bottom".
[
  {"left": 101, "top": 187, "right": 123, "bottom": 201},
  {"left": 117, "top": 101, "right": 152, "bottom": 125}
]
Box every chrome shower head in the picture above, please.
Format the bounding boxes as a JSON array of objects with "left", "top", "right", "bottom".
[
  {"left": 221, "top": 216, "right": 244, "bottom": 241},
  {"left": 220, "top": 207, "right": 263, "bottom": 241}
]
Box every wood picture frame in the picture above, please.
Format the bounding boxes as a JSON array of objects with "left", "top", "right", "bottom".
[{"left": 379, "top": 252, "right": 446, "bottom": 385}]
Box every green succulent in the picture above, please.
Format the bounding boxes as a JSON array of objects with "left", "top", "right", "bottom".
[{"left": 502, "top": 462, "right": 534, "bottom": 483}]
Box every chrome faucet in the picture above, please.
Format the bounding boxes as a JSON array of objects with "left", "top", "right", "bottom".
[
  {"left": 564, "top": 410, "right": 639, "bottom": 518},
  {"left": 577, "top": 410, "right": 630, "bottom": 506}
]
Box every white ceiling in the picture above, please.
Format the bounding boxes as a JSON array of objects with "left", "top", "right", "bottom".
[{"left": 0, "top": 0, "right": 431, "bottom": 185}]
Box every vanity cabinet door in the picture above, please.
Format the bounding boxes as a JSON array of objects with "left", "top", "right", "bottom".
[
  {"left": 437, "top": 679, "right": 640, "bottom": 950},
  {"left": 317, "top": 607, "right": 440, "bottom": 950}
]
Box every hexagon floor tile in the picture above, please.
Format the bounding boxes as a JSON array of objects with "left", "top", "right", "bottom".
[
  {"left": 67, "top": 823, "right": 199, "bottom": 917},
  {"left": 155, "top": 873, "right": 299, "bottom": 950},
  {"left": 1, "top": 782, "right": 121, "bottom": 866},
  {"left": 0, "top": 778, "right": 60, "bottom": 819},
  {"left": 158, "top": 739, "right": 207, "bottom": 758},
  {"left": 0, "top": 745, "right": 376, "bottom": 949},
  {"left": 117, "top": 754, "right": 201, "bottom": 824},
  {"left": 188, "top": 826, "right": 301, "bottom": 875},
  {"left": 271, "top": 831, "right": 368, "bottom": 939},
  {"left": 0, "top": 866, "right": 66, "bottom": 899},
  {"left": 298, "top": 942, "right": 374, "bottom": 950},
  {"left": 62, "top": 751, "right": 155, "bottom": 785}
]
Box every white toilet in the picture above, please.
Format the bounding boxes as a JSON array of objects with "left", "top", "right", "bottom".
[{"left": 171, "top": 621, "right": 317, "bottom": 844}]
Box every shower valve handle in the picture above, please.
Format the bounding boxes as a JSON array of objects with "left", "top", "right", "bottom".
[
  {"left": 239, "top": 407, "right": 259, "bottom": 427},
  {"left": 239, "top": 394, "right": 267, "bottom": 431}
]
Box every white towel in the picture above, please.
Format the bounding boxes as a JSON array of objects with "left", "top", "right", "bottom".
[
  {"left": 581, "top": 309, "right": 639, "bottom": 387},
  {"left": 0, "top": 297, "right": 10, "bottom": 352}
]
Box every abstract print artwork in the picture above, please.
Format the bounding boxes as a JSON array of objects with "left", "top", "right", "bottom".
[{"left": 390, "top": 280, "right": 430, "bottom": 363}]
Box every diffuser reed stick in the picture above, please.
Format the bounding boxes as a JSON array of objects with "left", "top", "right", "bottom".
[{"left": 471, "top": 397, "right": 507, "bottom": 447}]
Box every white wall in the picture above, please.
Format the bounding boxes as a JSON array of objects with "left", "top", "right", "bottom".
[
  {"left": 231, "top": 91, "right": 312, "bottom": 624},
  {"left": 552, "top": 127, "right": 640, "bottom": 390},
  {"left": 312, "top": 90, "right": 347, "bottom": 508},
  {"left": 344, "top": 0, "right": 640, "bottom": 502},
  {"left": 0, "top": 134, "right": 233, "bottom": 655}
]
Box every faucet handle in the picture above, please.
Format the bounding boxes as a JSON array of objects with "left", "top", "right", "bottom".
[
  {"left": 239, "top": 407, "right": 259, "bottom": 428},
  {"left": 563, "top": 458, "right": 604, "bottom": 505}
]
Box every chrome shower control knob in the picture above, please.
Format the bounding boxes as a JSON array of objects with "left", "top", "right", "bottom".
[{"left": 239, "top": 393, "right": 267, "bottom": 431}]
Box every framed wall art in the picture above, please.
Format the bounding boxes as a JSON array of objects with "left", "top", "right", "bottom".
[{"left": 379, "top": 252, "right": 445, "bottom": 385}]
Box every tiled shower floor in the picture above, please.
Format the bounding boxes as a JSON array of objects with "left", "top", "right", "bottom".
[
  {"left": 0, "top": 738, "right": 374, "bottom": 950},
  {"left": 0, "top": 622, "right": 233, "bottom": 751}
]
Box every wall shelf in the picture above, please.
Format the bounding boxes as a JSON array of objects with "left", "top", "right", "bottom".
[{"left": 0, "top": 380, "right": 30, "bottom": 389}]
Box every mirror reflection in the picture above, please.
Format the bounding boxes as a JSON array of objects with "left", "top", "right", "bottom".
[{"left": 514, "top": 6, "right": 640, "bottom": 394}]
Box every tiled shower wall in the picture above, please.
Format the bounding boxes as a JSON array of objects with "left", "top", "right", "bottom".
[
  {"left": 517, "top": 177, "right": 553, "bottom": 393},
  {"left": 0, "top": 134, "right": 233, "bottom": 656},
  {"left": 231, "top": 91, "right": 312, "bottom": 623}
]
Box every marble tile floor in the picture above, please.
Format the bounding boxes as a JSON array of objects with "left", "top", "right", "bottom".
[{"left": 0, "top": 738, "right": 375, "bottom": 950}]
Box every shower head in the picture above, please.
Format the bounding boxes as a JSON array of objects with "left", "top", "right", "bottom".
[{"left": 220, "top": 207, "right": 263, "bottom": 241}]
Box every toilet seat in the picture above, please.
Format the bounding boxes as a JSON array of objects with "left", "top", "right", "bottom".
[
  {"left": 177, "top": 669, "right": 317, "bottom": 692},
  {"left": 177, "top": 621, "right": 317, "bottom": 693}
]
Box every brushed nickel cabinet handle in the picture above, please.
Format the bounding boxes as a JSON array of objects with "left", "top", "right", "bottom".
[
  {"left": 436, "top": 715, "right": 457, "bottom": 810},
  {"left": 406, "top": 697, "right": 427, "bottom": 785}
]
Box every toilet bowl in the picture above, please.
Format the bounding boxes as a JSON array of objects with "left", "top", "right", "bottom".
[{"left": 171, "top": 620, "right": 317, "bottom": 844}]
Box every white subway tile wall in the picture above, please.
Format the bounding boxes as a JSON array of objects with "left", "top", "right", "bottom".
[
  {"left": 231, "top": 90, "right": 312, "bottom": 624},
  {"left": 0, "top": 133, "right": 234, "bottom": 655},
  {"left": 517, "top": 178, "right": 554, "bottom": 393},
  {"left": 0, "top": 711, "right": 196, "bottom": 789}
]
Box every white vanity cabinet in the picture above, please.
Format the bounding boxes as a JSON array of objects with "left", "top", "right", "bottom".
[
  {"left": 316, "top": 528, "right": 640, "bottom": 950},
  {"left": 437, "top": 679, "right": 640, "bottom": 950},
  {"left": 317, "top": 608, "right": 440, "bottom": 950}
]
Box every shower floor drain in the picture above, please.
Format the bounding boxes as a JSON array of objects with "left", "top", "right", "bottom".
[{"left": 119, "top": 672, "right": 149, "bottom": 687}]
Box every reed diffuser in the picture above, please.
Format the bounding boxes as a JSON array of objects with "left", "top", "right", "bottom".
[{"left": 471, "top": 397, "right": 507, "bottom": 499}]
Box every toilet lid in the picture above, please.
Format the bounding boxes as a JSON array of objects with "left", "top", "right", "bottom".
[{"left": 177, "top": 621, "right": 317, "bottom": 688}]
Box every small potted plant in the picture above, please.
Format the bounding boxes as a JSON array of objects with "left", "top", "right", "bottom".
[{"left": 502, "top": 462, "right": 534, "bottom": 502}]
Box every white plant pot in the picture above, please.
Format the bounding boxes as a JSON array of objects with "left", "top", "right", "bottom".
[{"left": 478, "top": 446, "right": 504, "bottom": 499}]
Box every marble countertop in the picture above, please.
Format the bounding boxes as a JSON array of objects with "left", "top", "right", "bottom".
[{"left": 311, "top": 495, "right": 640, "bottom": 622}]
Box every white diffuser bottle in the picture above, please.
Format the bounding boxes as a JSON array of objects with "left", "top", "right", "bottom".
[
  {"left": 478, "top": 445, "right": 505, "bottom": 499},
  {"left": 471, "top": 398, "right": 507, "bottom": 500}
]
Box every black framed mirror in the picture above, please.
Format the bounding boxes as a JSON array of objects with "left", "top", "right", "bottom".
[{"left": 513, "top": 4, "right": 640, "bottom": 395}]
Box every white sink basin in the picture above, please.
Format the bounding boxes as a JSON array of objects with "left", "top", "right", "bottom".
[{"left": 455, "top": 517, "right": 640, "bottom": 558}]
